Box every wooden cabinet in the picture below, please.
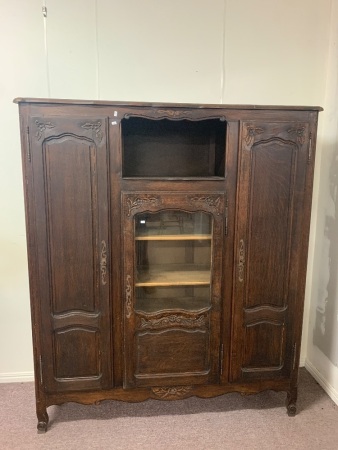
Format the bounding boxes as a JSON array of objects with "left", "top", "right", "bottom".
[{"left": 15, "top": 98, "right": 321, "bottom": 431}]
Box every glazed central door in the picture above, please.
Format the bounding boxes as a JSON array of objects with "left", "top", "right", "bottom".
[{"left": 122, "top": 192, "right": 225, "bottom": 388}]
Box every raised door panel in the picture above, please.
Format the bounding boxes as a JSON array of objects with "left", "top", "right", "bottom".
[
  {"left": 231, "top": 121, "right": 310, "bottom": 381},
  {"left": 28, "top": 115, "right": 111, "bottom": 392},
  {"left": 122, "top": 192, "right": 225, "bottom": 388}
]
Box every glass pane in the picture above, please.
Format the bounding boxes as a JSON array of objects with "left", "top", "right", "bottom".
[
  {"left": 135, "top": 286, "right": 210, "bottom": 313},
  {"left": 135, "top": 211, "right": 212, "bottom": 237},
  {"left": 134, "top": 211, "right": 212, "bottom": 312}
]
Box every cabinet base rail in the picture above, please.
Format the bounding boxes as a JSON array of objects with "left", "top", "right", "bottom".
[{"left": 36, "top": 382, "right": 298, "bottom": 432}]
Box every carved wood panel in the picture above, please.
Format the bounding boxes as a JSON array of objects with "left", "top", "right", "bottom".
[
  {"left": 44, "top": 137, "right": 98, "bottom": 313},
  {"left": 231, "top": 121, "right": 310, "bottom": 382},
  {"left": 28, "top": 116, "right": 111, "bottom": 392},
  {"left": 54, "top": 327, "right": 100, "bottom": 379},
  {"left": 241, "top": 323, "right": 286, "bottom": 377},
  {"left": 245, "top": 139, "right": 297, "bottom": 307},
  {"left": 135, "top": 329, "right": 209, "bottom": 381}
]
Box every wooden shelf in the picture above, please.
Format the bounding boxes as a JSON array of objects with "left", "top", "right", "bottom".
[
  {"left": 136, "top": 267, "right": 211, "bottom": 287},
  {"left": 135, "top": 234, "right": 212, "bottom": 241}
]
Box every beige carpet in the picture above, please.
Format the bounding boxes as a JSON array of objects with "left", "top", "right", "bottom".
[{"left": 1, "top": 369, "right": 337, "bottom": 450}]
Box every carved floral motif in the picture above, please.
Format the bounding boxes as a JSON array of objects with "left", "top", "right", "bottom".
[
  {"left": 35, "top": 120, "right": 55, "bottom": 140},
  {"left": 287, "top": 126, "right": 306, "bottom": 145},
  {"left": 125, "top": 196, "right": 160, "bottom": 217},
  {"left": 126, "top": 275, "right": 132, "bottom": 318},
  {"left": 81, "top": 121, "right": 103, "bottom": 142},
  {"left": 187, "top": 195, "right": 222, "bottom": 215},
  {"left": 139, "top": 314, "right": 206, "bottom": 330},
  {"left": 238, "top": 239, "right": 245, "bottom": 283},
  {"left": 244, "top": 125, "right": 264, "bottom": 146},
  {"left": 156, "top": 109, "right": 190, "bottom": 118},
  {"left": 100, "top": 240, "right": 107, "bottom": 286},
  {"left": 152, "top": 386, "right": 193, "bottom": 399}
]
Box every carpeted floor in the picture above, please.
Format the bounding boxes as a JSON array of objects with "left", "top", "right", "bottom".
[{"left": 0, "top": 368, "right": 337, "bottom": 450}]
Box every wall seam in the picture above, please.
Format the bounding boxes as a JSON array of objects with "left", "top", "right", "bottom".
[
  {"left": 220, "top": 0, "right": 227, "bottom": 104},
  {"left": 95, "top": 0, "right": 100, "bottom": 99},
  {"left": 42, "top": 0, "right": 51, "bottom": 97}
]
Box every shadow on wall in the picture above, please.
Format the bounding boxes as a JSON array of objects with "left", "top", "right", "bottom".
[{"left": 313, "top": 148, "right": 338, "bottom": 367}]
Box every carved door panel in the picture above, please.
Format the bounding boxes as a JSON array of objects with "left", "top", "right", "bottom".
[
  {"left": 28, "top": 116, "right": 111, "bottom": 392},
  {"left": 230, "top": 121, "right": 311, "bottom": 382},
  {"left": 122, "top": 192, "right": 225, "bottom": 388}
]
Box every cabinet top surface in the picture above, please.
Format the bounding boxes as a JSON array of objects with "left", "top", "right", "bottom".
[{"left": 13, "top": 97, "right": 323, "bottom": 111}]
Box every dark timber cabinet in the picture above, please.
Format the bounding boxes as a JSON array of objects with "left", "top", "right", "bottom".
[{"left": 15, "top": 98, "right": 322, "bottom": 432}]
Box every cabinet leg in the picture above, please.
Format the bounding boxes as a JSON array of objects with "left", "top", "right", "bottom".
[
  {"left": 286, "top": 388, "right": 297, "bottom": 417},
  {"left": 37, "top": 408, "right": 49, "bottom": 433}
]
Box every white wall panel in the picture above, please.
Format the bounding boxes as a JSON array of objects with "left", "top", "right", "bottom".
[
  {"left": 97, "top": 0, "right": 225, "bottom": 103},
  {"left": 46, "top": 0, "right": 98, "bottom": 98},
  {"left": 0, "top": 0, "right": 48, "bottom": 377},
  {"left": 223, "top": 0, "right": 330, "bottom": 105}
]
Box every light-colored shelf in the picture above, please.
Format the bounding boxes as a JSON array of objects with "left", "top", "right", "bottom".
[
  {"left": 136, "top": 268, "right": 211, "bottom": 287},
  {"left": 135, "top": 234, "right": 212, "bottom": 241}
]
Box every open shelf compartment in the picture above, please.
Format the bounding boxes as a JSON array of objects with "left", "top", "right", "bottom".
[{"left": 122, "top": 117, "right": 226, "bottom": 178}]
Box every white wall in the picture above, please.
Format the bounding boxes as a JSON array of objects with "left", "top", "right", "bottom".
[
  {"left": 305, "top": 0, "right": 338, "bottom": 405},
  {"left": 0, "top": 1, "right": 335, "bottom": 395},
  {"left": 0, "top": 0, "right": 48, "bottom": 381}
]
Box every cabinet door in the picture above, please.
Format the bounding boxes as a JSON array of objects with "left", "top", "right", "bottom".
[
  {"left": 231, "top": 121, "right": 311, "bottom": 381},
  {"left": 122, "top": 192, "right": 225, "bottom": 388},
  {"left": 27, "top": 115, "right": 111, "bottom": 392}
]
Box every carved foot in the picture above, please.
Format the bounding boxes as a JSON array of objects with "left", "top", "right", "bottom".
[
  {"left": 287, "top": 403, "right": 297, "bottom": 417},
  {"left": 286, "top": 389, "right": 297, "bottom": 417},
  {"left": 37, "top": 410, "right": 49, "bottom": 433}
]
